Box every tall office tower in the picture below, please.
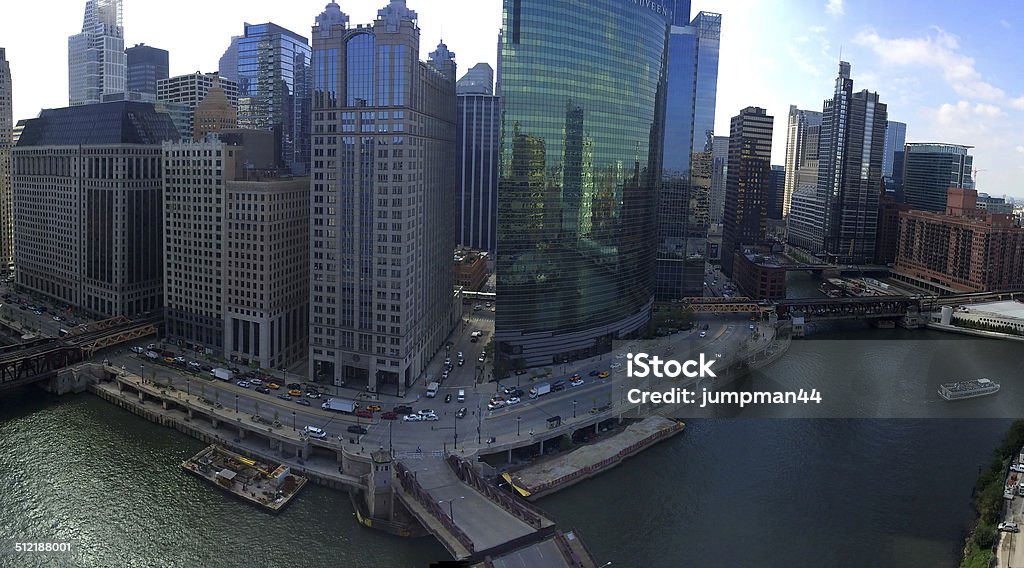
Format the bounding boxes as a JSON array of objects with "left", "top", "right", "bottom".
[
  {"left": 709, "top": 135, "right": 728, "bottom": 226},
  {"left": 224, "top": 174, "right": 309, "bottom": 369},
  {"left": 767, "top": 165, "right": 785, "bottom": 220},
  {"left": 125, "top": 43, "right": 169, "bottom": 97},
  {"left": 456, "top": 63, "right": 499, "bottom": 252},
  {"left": 218, "top": 36, "right": 241, "bottom": 84},
  {"left": 456, "top": 63, "right": 493, "bottom": 95},
  {"left": 193, "top": 84, "right": 238, "bottom": 140},
  {"left": 782, "top": 105, "right": 822, "bottom": 217},
  {"left": 496, "top": 0, "right": 670, "bottom": 366},
  {"left": 902, "top": 143, "right": 974, "bottom": 212},
  {"left": 656, "top": 7, "right": 721, "bottom": 300},
  {"left": 234, "top": 23, "right": 312, "bottom": 175},
  {"left": 157, "top": 72, "right": 239, "bottom": 140},
  {"left": 721, "top": 107, "right": 773, "bottom": 277},
  {"left": 308, "top": 1, "right": 459, "bottom": 394},
  {"left": 68, "top": 0, "right": 126, "bottom": 106},
  {"left": 13, "top": 102, "right": 177, "bottom": 316},
  {"left": 0, "top": 49, "right": 12, "bottom": 272},
  {"left": 882, "top": 120, "right": 906, "bottom": 178},
  {"left": 495, "top": 30, "right": 503, "bottom": 97},
  {"left": 789, "top": 61, "right": 887, "bottom": 264}
]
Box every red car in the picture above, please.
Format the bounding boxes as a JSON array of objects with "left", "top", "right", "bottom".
[
  {"left": 355, "top": 410, "right": 373, "bottom": 419},
  {"left": 380, "top": 411, "right": 399, "bottom": 420}
]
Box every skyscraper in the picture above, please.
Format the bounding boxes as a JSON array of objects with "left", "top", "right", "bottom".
[
  {"left": 192, "top": 84, "right": 238, "bottom": 140},
  {"left": 782, "top": 105, "right": 822, "bottom": 217},
  {"left": 13, "top": 102, "right": 178, "bottom": 316},
  {"left": 709, "top": 135, "right": 728, "bottom": 226},
  {"left": 457, "top": 63, "right": 499, "bottom": 252},
  {"left": 495, "top": 0, "right": 670, "bottom": 367},
  {"left": 882, "top": 120, "right": 906, "bottom": 178},
  {"left": 902, "top": 143, "right": 974, "bottom": 212},
  {"left": 218, "top": 36, "right": 240, "bottom": 84},
  {"left": 656, "top": 7, "right": 721, "bottom": 300},
  {"left": 234, "top": 23, "right": 312, "bottom": 175},
  {"left": 788, "top": 62, "right": 887, "bottom": 264},
  {"left": 0, "top": 49, "right": 12, "bottom": 272},
  {"left": 308, "top": 1, "right": 459, "bottom": 394},
  {"left": 767, "top": 165, "right": 785, "bottom": 221},
  {"left": 126, "top": 43, "right": 169, "bottom": 97},
  {"left": 722, "top": 107, "right": 773, "bottom": 277},
  {"left": 157, "top": 72, "right": 238, "bottom": 140},
  {"left": 68, "top": 0, "right": 126, "bottom": 106}
]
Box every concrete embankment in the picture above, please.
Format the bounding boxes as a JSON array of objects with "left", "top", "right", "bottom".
[
  {"left": 503, "top": 416, "right": 684, "bottom": 501},
  {"left": 926, "top": 322, "right": 1024, "bottom": 343}
]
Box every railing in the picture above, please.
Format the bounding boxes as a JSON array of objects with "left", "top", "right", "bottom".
[
  {"left": 446, "top": 455, "right": 546, "bottom": 529},
  {"left": 393, "top": 461, "right": 475, "bottom": 554}
]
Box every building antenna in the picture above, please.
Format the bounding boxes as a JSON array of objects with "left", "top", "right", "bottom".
[{"left": 839, "top": 45, "right": 843, "bottom": 60}]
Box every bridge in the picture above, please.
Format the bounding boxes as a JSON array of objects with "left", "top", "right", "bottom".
[
  {"left": 393, "top": 454, "right": 557, "bottom": 561},
  {"left": 0, "top": 315, "right": 159, "bottom": 392},
  {"left": 678, "top": 297, "right": 776, "bottom": 315},
  {"left": 777, "top": 296, "right": 919, "bottom": 321}
]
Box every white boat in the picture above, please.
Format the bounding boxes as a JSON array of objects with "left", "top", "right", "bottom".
[{"left": 938, "top": 378, "right": 1000, "bottom": 401}]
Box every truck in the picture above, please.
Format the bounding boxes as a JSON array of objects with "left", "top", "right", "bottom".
[
  {"left": 321, "top": 398, "right": 357, "bottom": 413},
  {"left": 426, "top": 382, "right": 440, "bottom": 398},
  {"left": 211, "top": 368, "right": 233, "bottom": 381},
  {"left": 529, "top": 382, "right": 551, "bottom": 398}
]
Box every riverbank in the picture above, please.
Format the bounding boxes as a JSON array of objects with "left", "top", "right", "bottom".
[
  {"left": 927, "top": 321, "right": 1024, "bottom": 343},
  {"left": 961, "top": 420, "right": 1024, "bottom": 568}
]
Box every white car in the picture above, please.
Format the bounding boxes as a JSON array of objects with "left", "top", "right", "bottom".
[
  {"left": 699, "top": 331, "right": 707, "bottom": 338},
  {"left": 507, "top": 397, "right": 521, "bottom": 405},
  {"left": 487, "top": 400, "right": 506, "bottom": 411},
  {"left": 237, "top": 380, "right": 251, "bottom": 388},
  {"left": 1012, "top": 464, "right": 1024, "bottom": 473},
  {"left": 418, "top": 409, "right": 436, "bottom": 417},
  {"left": 249, "top": 378, "right": 263, "bottom": 386},
  {"left": 999, "top": 522, "right": 1020, "bottom": 533},
  {"left": 303, "top": 426, "right": 327, "bottom": 439},
  {"left": 749, "top": 324, "right": 756, "bottom": 330},
  {"left": 422, "top": 413, "right": 439, "bottom": 421},
  {"left": 615, "top": 353, "right": 627, "bottom": 359},
  {"left": 403, "top": 414, "right": 423, "bottom": 422},
  {"left": 610, "top": 362, "right": 621, "bottom": 369},
  {"left": 570, "top": 379, "right": 584, "bottom": 387},
  {"left": 130, "top": 346, "right": 145, "bottom": 354},
  {"left": 145, "top": 350, "right": 159, "bottom": 359},
  {"left": 188, "top": 361, "right": 201, "bottom": 369}
]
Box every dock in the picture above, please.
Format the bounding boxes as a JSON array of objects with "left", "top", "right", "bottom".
[
  {"left": 502, "top": 416, "right": 684, "bottom": 501},
  {"left": 181, "top": 444, "right": 307, "bottom": 513}
]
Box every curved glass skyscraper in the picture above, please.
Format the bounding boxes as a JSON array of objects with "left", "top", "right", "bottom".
[{"left": 495, "top": 0, "right": 671, "bottom": 367}]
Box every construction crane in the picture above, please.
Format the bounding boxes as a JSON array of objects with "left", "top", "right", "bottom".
[{"left": 972, "top": 168, "right": 987, "bottom": 188}]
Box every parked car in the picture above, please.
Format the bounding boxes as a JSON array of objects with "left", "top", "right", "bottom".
[
  {"left": 418, "top": 409, "right": 436, "bottom": 417},
  {"left": 422, "top": 413, "right": 439, "bottom": 421},
  {"left": 488, "top": 400, "right": 506, "bottom": 411},
  {"left": 347, "top": 425, "right": 368, "bottom": 435},
  {"left": 303, "top": 426, "right": 327, "bottom": 439},
  {"left": 403, "top": 414, "right": 423, "bottom": 422},
  {"left": 999, "top": 522, "right": 1020, "bottom": 533}
]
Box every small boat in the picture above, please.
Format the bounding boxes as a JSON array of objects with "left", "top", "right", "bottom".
[{"left": 938, "top": 378, "right": 1000, "bottom": 401}]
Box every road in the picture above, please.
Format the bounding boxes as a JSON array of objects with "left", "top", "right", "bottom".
[{"left": 996, "top": 482, "right": 1024, "bottom": 567}]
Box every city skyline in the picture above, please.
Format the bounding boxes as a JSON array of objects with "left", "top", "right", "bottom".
[{"left": 6, "top": 0, "right": 1022, "bottom": 198}]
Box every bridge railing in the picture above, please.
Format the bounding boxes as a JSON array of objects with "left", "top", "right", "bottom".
[
  {"left": 446, "top": 455, "right": 545, "bottom": 529},
  {"left": 393, "top": 461, "right": 475, "bottom": 554}
]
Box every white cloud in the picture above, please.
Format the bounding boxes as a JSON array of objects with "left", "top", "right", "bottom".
[
  {"left": 825, "top": 0, "right": 845, "bottom": 16},
  {"left": 1012, "top": 97, "right": 1024, "bottom": 110},
  {"left": 1016, "top": 146, "right": 1024, "bottom": 155},
  {"left": 933, "top": 101, "right": 1004, "bottom": 132},
  {"left": 855, "top": 27, "right": 1005, "bottom": 101}
]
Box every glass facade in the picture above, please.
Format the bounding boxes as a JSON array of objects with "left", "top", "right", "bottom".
[
  {"left": 125, "top": 44, "right": 168, "bottom": 96},
  {"left": 236, "top": 23, "right": 312, "bottom": 174},
  {"left": 655, "top": 9, "right": 721, "bottom": 300},
  {"left": 902, "top": 143, "right": 974, "bottom": 213},
  {"left": 496, "top": 0, "right": 671, "bottom": 366},
  {"left": 457, "top": 93, "right": 500, "bottom": 252}
]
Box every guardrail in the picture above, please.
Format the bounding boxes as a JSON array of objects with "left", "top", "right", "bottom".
[
  {"left": 446, "top": 454, "right": 546, "bottom": 529},
  {"left": 393, "top": 461, "right": 475, "bottom": 554}
]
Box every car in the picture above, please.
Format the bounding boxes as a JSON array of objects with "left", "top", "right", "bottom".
[
  {"left": 588, "top": 370, "right": 599, "bottom": 377},
  {"left": 268, "top": 383, "right": 280, "bottom": 390},
  {"left": 130, "top": 346, "right": 145, "bottom": 354},
  {"left": 749, "top": 324, "right": 756, "bottom": 330},
  {"left": 999, "top": 522, "right": 1020, "bottom": 533},
  {"left": 478, "top": 356, "right": 486, "bottom": 364},
  {"left": 306, "top": 392, "right": 322, "bottom": 399},
  {"left": 598, "top": 371, "right": 610, "bottom": 378},
  {"left": 552, "top": 380, "right": 566, "bottom": 391},
  {"left": 418, "top": 409, "right": 436, "bottom": 417},
  {"left": 699, "top": 331, "right": 707, "bottom": 338},
  {"left": 278, "top": 394, "right": 293, "bottom": 401},
  {"left": 294, "top": 399, "right": 311, "bottom": 407},
  {"left": 457, "top": 352, "right": 464, "bottom": 359},
  {"left": 422, "top": 413, "right": 439, "bottom": 421},
  {"left": 365, "top": 404, "right": 382, "bottom": 412},
  {"left": 393, "top": 405, "right": 414, "bottom": 414},
  {"left": 162, "top": 357, "right": 175, "bottom": 364},
  {"left": 237, "top": 380, "right": 251, "bottom": 388},
  {"left": 249, "top": 378, "right": 263, "bottom": 386},
  {"left": 610, "top": 362, "right": 621, "bottom": 369},
  {"left": 444, "top": 358, "right": 451, "bottom": 365},
  {"left": 188, "top": 361, "right": 201, "bottom": 369},
  {"left": 571, "top": 373, "right": 581, "bottom": 380},
  {"left": 347, "top": 425, "right": 368, "bottom": 435},
  {"left": 1012, "top": 464, "right": 1024, "bottom": 473},
  {"left": 174, "top": 356, "right": 186, "bottom": 364},
  {"left": 507, "top": 397, "right": 521, "bottom": 405},
  {"left": 200, "top": 365, "right": 213, "bottom": 372},
  {"left": 503, "top": 386, "right": 517, "bottom": 395},
  {"left": 487, "top": 400, "right": 506, "bottom": 410},
  {"left": 515, "top": 369, "right": 526, "bottom": 376},
  {"left": 381, "top": 411, "right": 399, "bottom": 420},
  {"left": 456, "top": 407, "right": 467, "bottom": 419},
  {"left": 355, "top": 410, "right": 373, "bottom": 419},
  {"left": 457, "top": 360, "right": 464, "bottom": 366},
  {"left": 570, "top": 378, "right": 584, "bottom": 387},
  {"left": 445, "top": 393, "right": 452, "bottom": 403},
  {"left": 303, "top": 426, "right": 327, "bottom": 439},
  {"left": 288, "top": 389, "right": 302, "bottom": 397},
  {"left": 441, "top": 371, "right": 449, "bottom": 380},
  {"left": 286, "top": 382, "right": 302, "bottom": 390},
  {"left": 52, "top": 315, "right": 63, "bottom": 322},
  {"left": 470, "top": 337, "right": 479, "bottom": 343},
  {"left": 403, "top": 414, "right": 423, "bottom": 422},
  {"left": 512, "top": 389, "right": 525, "bottom": 398},
  {"left": 255, "top": 386, "right": 271, "bottom": 394},
  {"left": 473, "top": 305, "right": 482, "bottom": 311}
]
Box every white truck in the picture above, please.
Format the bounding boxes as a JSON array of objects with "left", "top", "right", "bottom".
[
  {"left": 211, "top": 368, "right": 233, "bottom": 381},
  {"left": 529, "top": 382, "right": 551, "bottom": 398},
  {"left": 426, "top": 381, "right": 440, "bottom": 398},
  {"left": 321, "top": 398, "right": 357, "bottom": 413}
]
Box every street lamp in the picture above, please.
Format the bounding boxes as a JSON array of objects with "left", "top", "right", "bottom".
[
  {"left": 186, "top": 378, "right": 191, "bottom": 397},
  {"left": 292, "top": 411, "right": 296, "bottom": 431},
  {"left": 234, "top": 394, "right": 239, "bottom": 413},
  {"left": 573, "top": 400, "right": 577, "bottom": 418},
  {"left": 516, "top": 416, "right": 521, "bottom": 437},
  {"left": 140, "top": 365, "right": 144, "bottom": 383},
  {"left": 439, "top": 497, "right": 464, "bottom": 523}
]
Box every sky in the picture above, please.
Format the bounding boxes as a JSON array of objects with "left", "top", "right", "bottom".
[{"left": 2, "top": 0, "right": 1022, "bottom": 199}]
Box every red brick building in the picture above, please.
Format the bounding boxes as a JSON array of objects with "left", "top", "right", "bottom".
[
  {"left": 454, "top": 249, "right": 488, "bottom": 291},
  {"left": 894, "top": 188, "right": 1024, "bottom": 293},
  {"left": 732, "top": 251, "right": 786, "bottom": 301}
]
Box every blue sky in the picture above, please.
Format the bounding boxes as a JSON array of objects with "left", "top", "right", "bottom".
[{"left": 2, "top": 0, "right": 1021, "bottom": 199}]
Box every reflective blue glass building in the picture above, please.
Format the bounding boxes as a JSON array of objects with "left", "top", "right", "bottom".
[
  {"left": 495, "top": 0, "right": 671, "bottom": 367},
  {"left": 656, "top": 4, "right": 721, "bottom": 300},
  {"left": 235, "top": 23, "right": 312, "bottom": 175}
]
